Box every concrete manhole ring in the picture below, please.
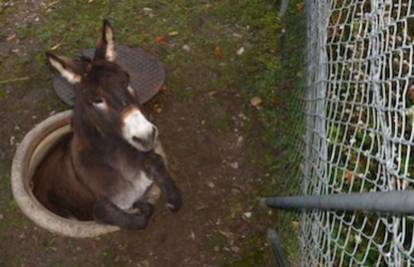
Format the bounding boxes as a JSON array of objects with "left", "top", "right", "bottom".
[{"left": 11, "top": 110, "right": 161, "bottom": 238}]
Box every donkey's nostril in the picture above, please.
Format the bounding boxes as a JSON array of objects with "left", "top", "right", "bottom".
[
  {"left": 132, "top": 136, "right": 144, "bottom": 146},
  {"left": 151, "top": 127, "right": 157, "bottom": 141}
]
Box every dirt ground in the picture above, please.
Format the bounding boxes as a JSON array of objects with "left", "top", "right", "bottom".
[{"left": 0, "top": 0, "right": 304, "bottom": 266}]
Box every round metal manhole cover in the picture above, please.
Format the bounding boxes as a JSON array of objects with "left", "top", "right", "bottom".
[{"left": 53, "top": 45, "right": 165, "bottom": 106}]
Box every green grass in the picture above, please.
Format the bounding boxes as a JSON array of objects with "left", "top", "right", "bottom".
[
  {"left": 0, "top": 175, "right": 27, "bottom": 232},
  {"left": 239, "top": 0, "right": 306, "bottom": 264},
  {"left": 222, "top": 249, "right": 268, "bottom": 267},
  {"left": 0, "top": 89, "right": 6, "bottom": 99}
]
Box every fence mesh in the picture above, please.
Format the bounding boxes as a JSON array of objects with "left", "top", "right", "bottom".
[{"left": 301, "top": 0, "right": 414, "bottom": 266}]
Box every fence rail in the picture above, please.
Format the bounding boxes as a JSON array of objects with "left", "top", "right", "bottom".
[{"left": 266, "top": 0, "right": 414, "bottom": 266}]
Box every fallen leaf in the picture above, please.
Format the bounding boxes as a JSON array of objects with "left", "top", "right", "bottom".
[
  {"left": 232, "top": 33, "right": 242, "bottom": 38},
  {"left": 168, "top": 31, "right": 178, "bottom": 36},
  {"left": 6, "top": 32, "right": 16, "bottom": 42},
  {"left": 207, "top": 91, "right": 217, "bottom": 97},
  {"left": 229, "top": 162, "right": 239, "bottom": 169},
  {"left": 182, "top": 44, "right": 191, "bottom": 52},
  {"left": 250, "top": 96, "right": 262, "bottom": 108},
  {"left": 142, "top": 7, "right": 153, "bottom": 17},
  {"left": 291, "top": 220, "right": 300, "bottom": 230},
  {"left": 50, "top": 43, "right": 62, "bottom": 50},
  {"left": 408, "top": 83, "right": 414, "bottom": 101},
  {"left": 9, "top": 136, "right": 15, "bottom": 146},
  {"left": 207, "top": 181, "right": 215, "bottom": 188},
  {"left": 271, "top": 95, "right": 279, "bottom": 105},
  {"left": 153, "top": 103, "right": 162, "bottom": 113},
  {"left": 155, "top": 35, "right": 166, "bottom": 45},
  {"left": 296, "top": 3, "right": 304, "bottom": 13},
  {"left": 230, "top": 246, "right": 240, "bottom": 253},
  {"left": 218, "top": 230, "right": 234, "bottom": 239},
  {"left": 344, "top": 170, "right": 354, "bottom": 184},
  {"left": 160, "top": 85, "right": 168, "bottom": 92},
  {"left": 214, "top": 46, "right": 222, "bottom": 59},
  {"left": 143, "top": 7, "right": 153, "bottom": 12},
  {"left": 237, "top": 47, "right": 245, "bottom": 56}
]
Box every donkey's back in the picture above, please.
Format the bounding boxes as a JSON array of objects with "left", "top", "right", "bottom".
[{"left": 33, "top": 134, "right": 95, "bottom": 220}]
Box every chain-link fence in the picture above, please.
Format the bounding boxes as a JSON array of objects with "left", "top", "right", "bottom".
[{"left": 267, "top": 0, "right": 414, "bottom": 266}]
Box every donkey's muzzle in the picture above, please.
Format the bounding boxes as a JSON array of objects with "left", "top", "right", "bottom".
[
  {"left": 131, "top": 126, "right": 158, "bottom": 151},
  {"left": 121, "top": 107, "right": 158, "bottom": 152}
]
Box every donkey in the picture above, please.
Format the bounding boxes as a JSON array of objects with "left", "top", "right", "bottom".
[{"left": 33, "top": 20, "right": 182, "bottom": 229}]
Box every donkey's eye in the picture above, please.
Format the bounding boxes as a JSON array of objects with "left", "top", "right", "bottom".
[
  {"left": 92, "top": 98, "right": 106, "bottom": 109},
  {"left": 127, "top": 85, "right": 135, "bottom": 95}
]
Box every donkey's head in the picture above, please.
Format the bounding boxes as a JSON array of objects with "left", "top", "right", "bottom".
[{"left": 46, "top": 20, "right": 158, "bottom": 152}]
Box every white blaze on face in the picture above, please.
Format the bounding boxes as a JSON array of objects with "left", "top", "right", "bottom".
[{"left": 122, "top": 107, "right": 156, "bottom": 151}]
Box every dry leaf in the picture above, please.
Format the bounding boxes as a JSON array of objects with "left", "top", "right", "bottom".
[
  {"left": 207, "top": 91, "right": 217, "bottom": 97},
  {"left": 160, "top": 85, "right": 168, "bottom": 92},
  {"left": 168, "top": 31, "right": 178, "bottom": 36},
  {"left": 250, "top": 96, "right": 262, "bottom": 108},
  {"left": 218, "top": 230, "right": 234, "bottom": 239},
  {"left": 155, "top": 35, "right": 166, "bottom": 45},
  {"left": 50, "top": 43, "right": 62, "bottom": 50},
  {"left": 344, "top": 170, "right": 354, "bottom": 184},
  {"left": 237, "top": 47, "right": 245, "bottom": 56},
  {"left": 408, "top": 83, "right": 414, "bottom": 101},
  {"left": 291, "top": 220, "right": 300, "bottom": 230},
  {"left": 214, "top": 46, "right": 222, "bottom": 59},
  {"left": 182, "top": 44, "right": 191, "bottom": 52},
  {"left": 153, "top": 104, "right": 162, "bottom": 113},
  {"left": 6, "top": 32, "right": 16, "bottom": 42},
  {"left": 296, "top": 3, "right": 304, "bottom": 13},
  {"left": 271, "top": 95, "right": 279, "bottom": 105}
]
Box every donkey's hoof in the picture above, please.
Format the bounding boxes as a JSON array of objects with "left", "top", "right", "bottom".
[
  {"left": 166, "top": 195, "right": 182, "bottom": 212},
  {"left": 166, "top": 203, "right": 179, "bottom": 212},
  {"left": 133, "top": 201, "right": 154, "bottom": 217},
  {"left": 125, "top": 217, "right": 148, "bottom": 230}
]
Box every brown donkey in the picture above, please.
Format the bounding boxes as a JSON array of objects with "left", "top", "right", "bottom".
[{"left": 33, "top": 20, "right": 182, "bottom": 229}]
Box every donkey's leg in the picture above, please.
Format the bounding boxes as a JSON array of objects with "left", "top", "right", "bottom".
[
  {"left": 93, "top": 198, "right": 148, "bottom": 230},
  {"left": 144, "top": 153, "right": 182, "bottom": 212}
]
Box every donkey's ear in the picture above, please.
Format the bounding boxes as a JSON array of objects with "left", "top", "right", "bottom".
[
  {"left": 46, "top": 52, "right": 81, "bottom": 84},
  {"left": 94, "top": 19, "right": 116, "bottom": 62}
]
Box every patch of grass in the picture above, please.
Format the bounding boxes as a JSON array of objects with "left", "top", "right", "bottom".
[
  {"left": 0, "top": 175, "right": 26, "bottom": 232},
  {"left": 204, "top": 96, "right": 233, "bottom": 133},
  {"left": 101, "top": 248, "right": 115, "bottom": 267},
  {"left": 210, "top": 113, "right": 232, "bottom": 133},
  {"left": 222, "top": 249, "right": 267, "bottom": 267},
  {"left": 221, "top": 236, "right": 272, "bottom": 267},
  {"left": 233, "top": 0, "right": 306, "bottom": 264},
  {"left": 0, "top": 90, "right": 6, "bottom": 99}
]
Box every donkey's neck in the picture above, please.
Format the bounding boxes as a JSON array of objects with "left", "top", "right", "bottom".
[
  {"left": 71, "top": 109, "right": 127, "bottom": 154},
  {"left": 70, "top": 104, "right": 149, "bottom": 168}
]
